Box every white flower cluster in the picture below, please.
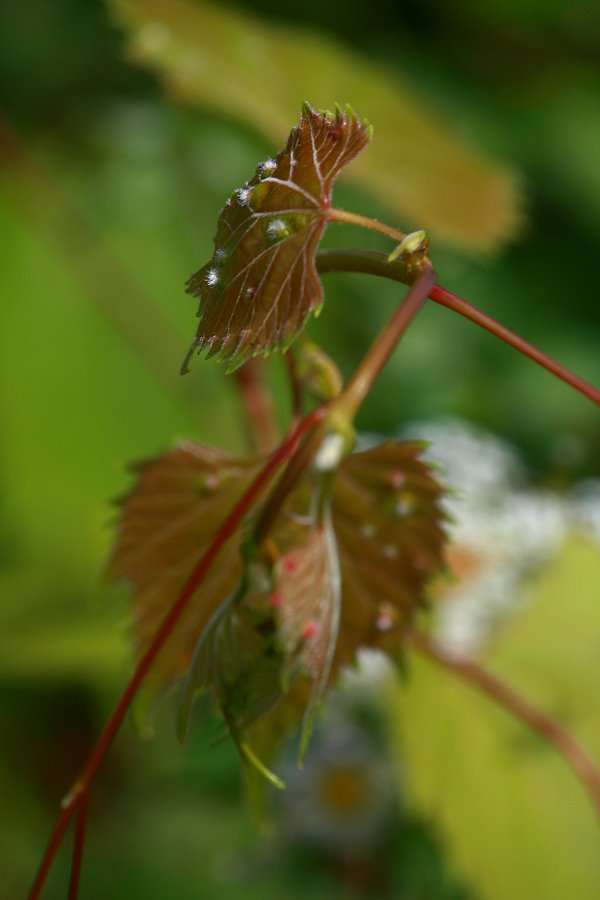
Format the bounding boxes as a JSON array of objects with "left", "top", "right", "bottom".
[{"left": 401, "top": 418, "right": 600, "bottom": 656}]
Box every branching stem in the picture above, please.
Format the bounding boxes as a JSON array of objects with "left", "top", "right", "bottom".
[
  {"left": 338, "top": 268, "right": 436, "bottom": 419},
  {"left": 411, "top": 632, "right": 600, "bottom": 826},
  {"left": 67, "top": 792, "right": 88, "bottom": 900},
  {"left": 254, "top": 269, "right": 435, "bottom": 545},
  {"left": 27, "top": 175, "right": 600, "bottom": 898},
  {"left": 316, "top": 248, "right": 600, "bottom": 407},
  {"left": 28, "top": 405, "right": 328, "bottom": 900}
]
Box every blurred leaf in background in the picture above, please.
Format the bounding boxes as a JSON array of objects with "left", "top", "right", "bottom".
[
  {"left": 110, "top": 0, "right": 521, "bottom": 253},
  {"left": 391, "top": 538, "right": 600, "bottom": 900}
]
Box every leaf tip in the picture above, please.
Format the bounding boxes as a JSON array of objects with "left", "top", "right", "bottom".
[
  {"left": 180, "top": 337, "right": 200, "bottom": 375},
  {"left": 240, "top": 740, "right": 287, "bottom": 790}
]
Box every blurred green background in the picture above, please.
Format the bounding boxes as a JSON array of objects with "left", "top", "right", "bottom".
[{"left": 1, "top": 0, "right": 599, "bottom": 897}]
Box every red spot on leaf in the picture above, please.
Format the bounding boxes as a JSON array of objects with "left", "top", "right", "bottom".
[
  {"left": 269, "top": 592, "right": 283, "bottom": 609},
  {"left": 302, "top": 620, "right": 318, "bottom": 639},
  {"left": 375, "top": 602, "right": 397, "bottom": 632},
  {"left": 283, "top": 557, "right": 298, "bottom": 573}
]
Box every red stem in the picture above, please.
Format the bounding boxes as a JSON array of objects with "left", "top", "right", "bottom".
[
  {"left": 315, "top": 249, "right": 600, "bottom": 407},
  {"left": 67, "top": 793, "right": 89, "bottom": 900},
  {"left": 233, "top": 359, "right": 280, "bottom": 453},
  {"left": 340, "top": 268, "right": 436, "bottom": 417},
  {"left": 28, "top": 804, "right": 74, "bottom": 900},
  {"left": 412, "top": 632, "right": 600, "bottom": 826},
  {"left": 28, "top": 405, "right": 327, "bottom": 900},
  {"left": 429, "top": 285, "right": 600, "bottom": 408},
  {"left": 284, "top": 348, "right": 303, "bottom": 427}
]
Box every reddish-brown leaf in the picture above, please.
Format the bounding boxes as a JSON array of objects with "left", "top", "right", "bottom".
[
  {"left": 106, "top": 441, "right": 264, "bottom": 694},
  {"left": 108, "top": 438, "right": 446, "bottom": 763},
  {"left": 331, "top": 440, "right": 447, "bottom": 668},
  {"left": 273, "top": 516, "right": 341, "bottom": 760},
  {"left": 183, "top": 103, "right": 372, "bottom": 373}
]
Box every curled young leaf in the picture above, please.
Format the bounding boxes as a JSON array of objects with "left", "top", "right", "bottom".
[
  {"left": 178, "top": 576, "right": 288, "bottom": 788},
  {"left": 178, "top": 478, "right": 341, "bottom": 775},
  {"left": 272, "top": 513, "right": 341, "bottom": 763},
  {"left": 109, "top": 437, "right": 446, "bottom": 776},
  {"left": 182, "top": 103, "right": 372, "bottom": 373}
]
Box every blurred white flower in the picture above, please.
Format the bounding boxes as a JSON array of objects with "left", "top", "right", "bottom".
[{"left": 400, "top": 418, "right": 599, "bottom": 656}]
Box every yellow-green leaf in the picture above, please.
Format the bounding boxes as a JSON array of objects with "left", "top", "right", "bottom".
[
  {"left": 390, "top": 538, "right": 600, "bottom": 900},
  {"left": 110, "top": 0, "right": 521, "bottom": 251}
]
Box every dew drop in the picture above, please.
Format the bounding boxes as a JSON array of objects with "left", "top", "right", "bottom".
[
  {"left": 235, "top": 187, "right": 252, "bottom": 207},
  {"left": 360, "top": 522, "right": 376, "bottom": 539},
  {"left": 204, "top": 473, "right": 220, "bottom": 491},
  {"left": 266, "top": 217, "right": 291, "bottom": 242},
  {"left": 258, "top": 157, "right": 277, "bottom": 177},
  {"left": 395, "top": 492, "right": 415, "bottom": 516},
  {"left": 197, "top": 471, "right": 220, "bottom": 494},
  {"left": 382, "top": 544, "right": 399, "bottom": 560},
  {"left": 375, "top": 602, "right": 398, "bottom": 632},
  {"left": 246, "top": 284, "right": 257, "bottom": 299},
  {"left": 390, "top": 470, "right": 405, "bottom": 488}
]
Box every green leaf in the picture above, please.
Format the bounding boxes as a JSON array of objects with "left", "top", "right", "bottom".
[
  {"left": 295, "top": 341, "right": 344, "bottom": 403},
  {"left": 178, "top": 581, "right": 287, "bottom": 789},
  {"left": 182, "top": 103, "right": 371, "bottom": 372},
  {"left": 110, "top": 0, "right": 521, "bottom": 251}
]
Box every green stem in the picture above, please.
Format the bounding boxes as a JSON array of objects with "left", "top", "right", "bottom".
[
  {"left": 316, "top": 248, "right": 600, "bottom": 408},
  {"left": 327, "top": 207, "right": 406, "bottom": 244},
  {"left": 317, "top": 246, "right": 416, "bottom": 283}
]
